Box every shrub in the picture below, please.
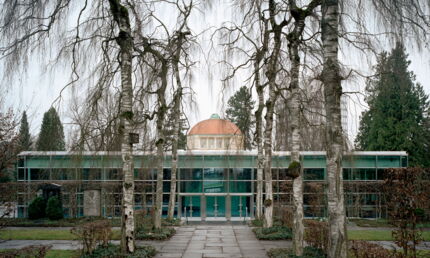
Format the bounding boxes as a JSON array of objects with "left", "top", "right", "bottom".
[
  {"left": 162, "top": 217, "right": 180, "bottom": 226},
  {"left": 383, "top": 168, "right": 430, "bottom": 257},
  {"left": 250, "top": 219, "right": 264, "bottom": 227},
  {"left": 350, "top": 240, "right": 393, "bottom": 258},
  {"left": 253, "top": 226, "right": 292, "bottom": 240},
  {"left": 268, "top": 246, "right": 325, "bottom": 258},
  {"left": 45, "top": 196, "right": 63, "bottom": 220},
  {"left": 135, "top": 209, "right": 152, "bottom": 230},
  {"left": 28, "top": 197, "right": 46, "bottom": 220},
  {"left": 280, "top": 207, "right": 293, "bottom": 228},
  {"left": 304, "top": 220, "right": 328, "bottom": 254},
  {"left": 136, "top": 227, "right": 176, "bottom": 240},
  {"left": 0, "top": 245, "right": 51, "bottom": 258},
  {"left": 81, "top": 244, "right": 157, "bottom": 258},
  {"left": 71, "top": 220, "right": 112, "bottom": 255}
]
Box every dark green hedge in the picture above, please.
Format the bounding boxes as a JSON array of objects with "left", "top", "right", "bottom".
[
  {"left": 268, "top": 247, "right": 326, "bottom": 258},
  {"left": 135, "top": 227, "right": 176, "bottom": 240},
  {"left": 253, "top": 226, "right": 292, "bottom": 240},
  {"left": 28, "top": 197, "right": 46, "bottom": 220},
  {"left": 81, "top": 244, "right": 156, "bottom": 258}
]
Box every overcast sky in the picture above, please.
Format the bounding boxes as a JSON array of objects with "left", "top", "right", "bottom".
[{"left": 2, "top": 1, "right": 429, "bottom": 146}]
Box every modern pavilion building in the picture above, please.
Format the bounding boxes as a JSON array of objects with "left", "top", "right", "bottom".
[{"left": 16, "top": 115, "right": 407, "bottom": 220}]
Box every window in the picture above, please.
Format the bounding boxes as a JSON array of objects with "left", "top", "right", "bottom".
[
  {"left": 216, "top": 138, "right": 223, "bottom": 149},
  {"left": 51, "top": 168, "right": 75, "bottom": 180},
  {"left": 224, "top": 138, "right": 229, "bottom": 148},
  {"left": 304, "top": 168, "right": 325, "bottom": 180},
  {"left": 343, "top": 168, "right": 351, "bottom": 180},
  {"left": 82, "top": 169, "right": 102, "bottom": 180},
  {"left": 200, "top": 138, "right": 207, "bottom": 148},
  {"left": 18, "top": 168, "right": 26, "bottom": 180},
  {"left": 208, "top": 138, "right": 214, "bottom": 148},
  {"left": 30, "top": 169, "right": 50, "bottom": 180},
  {"left": 377, "top": 156, "right": 400, "bottom": 167},
  {"left": 351, "top": 168, "right": 376, "bottom": 180},
  {"left": 229, "top": 168, "right": 252, "bottom": 180}
]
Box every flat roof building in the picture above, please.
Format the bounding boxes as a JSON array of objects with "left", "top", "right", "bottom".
[{"left": 14, "top": 114, "right": 408, "bottom": 220}]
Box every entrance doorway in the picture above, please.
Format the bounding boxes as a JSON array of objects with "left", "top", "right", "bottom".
[
  {"left": 181, "top": 196, "right": 201, "bottom": 217},
  {"left": 231, "top": 195, "right": 251, "bottom": 218},
  {"left": 206, "top": 196, "right": 226, "bottom": 217},
  {"left": 180, "top": 194, "right": 252, "bottom": 220}
]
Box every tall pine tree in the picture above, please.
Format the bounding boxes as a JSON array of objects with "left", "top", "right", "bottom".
[
  {"left": 356, "top": 43, "right": 430, "bottom": 167},
  {"left": 225, "top": 86, "right": 255, "bottom": 150},
  {"left": 36, "top": 107, "right": 65, "bottom": 151},
  {"left": 18, "top": 111, "right": 31, "bottom": 151}
]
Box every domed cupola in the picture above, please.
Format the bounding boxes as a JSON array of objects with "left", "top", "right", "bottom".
[{"left": 187, "top": 114, "right": 244, "bottom": 150}]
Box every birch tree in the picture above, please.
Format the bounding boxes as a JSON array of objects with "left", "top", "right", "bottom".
[
  {"left": 0, "top": 0, "right": 192, "bottom": 253},
  {"left": 320, "top": 1, "right": 347, "bottom": 256},
  {"left": 286, "top": 1, "right": 320, "bottom": 255},
  {"left": 320, "top": 0, "right": 430, "bottom": 256},
  {"left": 219, "top": 0, "right": 290, "bottom": 226},
  {"left": 167, "top": 30, "right": 192, "bottom": 219}
]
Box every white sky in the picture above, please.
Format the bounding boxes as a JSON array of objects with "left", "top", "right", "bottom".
[{"left": 2, "top": 1, "right": 429, "bottom": 146}]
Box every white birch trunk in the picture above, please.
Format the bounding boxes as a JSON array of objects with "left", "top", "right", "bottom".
[
  {"left": 255, "top": 59, "right": 264, "bottom": 220},
  {"left": 289, "top": 42, "right": 304, "bottom": 258},
  {"left": 321, "top": 1, "right": 348, "bottom": 257},
  {"left": 263, "top": 87, "right": 276, "bottom": 228},
  {"left": 167, "top": 46, "right": 183, "bottom": 219},
  {"left": 107, "top": 0, "right": 135, "bottom": 253},
  {"left": 263, "top": 7, "right": 283, "bottom": 226},
  {"left": 154, "top": 65, "right": 168, "bottom": 229}
]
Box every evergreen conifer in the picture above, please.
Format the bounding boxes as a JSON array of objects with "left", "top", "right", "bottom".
[
  {"left": 226, "top": 86, "right": 255, "bottom": 149},
  {"left": 18, "top": 111, "right": 31, "bottom": 151},
  {"left": 45, "top": 196, "right": 63, "bottom": 220},
  {"left": 36, "top": 107, "right": 65, "bottom": 151},
  {"left": 356, "top": 43, "right": 430, "bottom": 167}
]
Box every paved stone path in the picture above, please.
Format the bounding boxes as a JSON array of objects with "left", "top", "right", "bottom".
[{"left": 151, "top": 225, "right": 290, "bottom": 258}]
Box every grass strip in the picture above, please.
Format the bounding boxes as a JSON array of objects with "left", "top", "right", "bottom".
[
  {"left": 0, "top": 249, "right": 78, "bottom": 258},
  {"left": 0, "top": 229, "right": 121, "bottom": 240},
  {"left": 348, "top": 230, "right": 430, "bottom": 241},
  {"left": 1, "top": 228, "right": 429, "bottom": 241}
]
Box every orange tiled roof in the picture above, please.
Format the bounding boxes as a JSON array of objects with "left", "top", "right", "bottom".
[{"left": 188, "top": 117, "right": 242, "bottom": 135}]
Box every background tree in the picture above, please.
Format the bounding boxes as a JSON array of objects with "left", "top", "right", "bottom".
[
  {"left": 0, "top": 106, "right": 18, "bottom": 182},
  {"left": 383, "top": 168, "right": 430, "bottom": 257},
  {"left": 18, "top": 111, "right": 32, "bottom": 151},
  {"left": 36, "top": 107, "right": 65, "bottom": 151},
  {"left": 355, "top": 44, "right": 430, "bottom": 167},
  {"left": 225, "top": 86, "right": 255, "bottom": 150}
]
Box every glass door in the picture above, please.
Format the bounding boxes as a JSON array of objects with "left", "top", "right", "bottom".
[
  {"left": 206, "top": 196, "right": 226, "bottom": 217},
  {"left": 231, "top": 196, "right": 251, "bottom": 217},
  {"left": 181, "top": 196, "right": 201, "bottom": 217}
]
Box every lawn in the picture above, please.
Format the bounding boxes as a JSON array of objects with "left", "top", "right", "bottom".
[
  {"left": 0, "top": 217, "right": 121, "bottom": 227},
  {"left": 0, "top": 229, "right": 121, "bottom": 240},
  {"left": 0, "top": 249, "right": 78, "bottom": 258},
  {"left": 45, "top": 250, "right": 78, "bottom": 258},
  {"left": 1, "top": 228, "right": 429, "bottom": 241},
  {"left": 350, "top": 219, "right": 430, "bottom": 228},
  {"left": 348, "top": 230, "right": 430, "bottom": 241}
]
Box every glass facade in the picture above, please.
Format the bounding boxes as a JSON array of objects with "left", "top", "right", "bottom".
[{"left": 16, "top": 151, "right": 407, "bottom": 219}]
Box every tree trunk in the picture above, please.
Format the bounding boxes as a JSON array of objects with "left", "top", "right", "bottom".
[
  {"left": 167, "top": 41, "right": 183, "bottom": 219},
  {"left": 263, "top": 7, "right": 283, "bottom": 226},
  {"left": 254, "top": 58, "right": 264, "bottom": 220},
  {"left": 321, "top": 0, "right": 348, "bottom": 257},
  {"left": 154, "top": 61, "right": 168, "bottom": 229},
  {"left": 289, "top": 35, "right": 305, "bottom": 258},
  {"left": 286, "top": 1, "right": 321, "bottom": 253},
  {"left": 107, "top": 0, "right": 135, "bottom": 253},
  {"left": 263, "top": 89, "right": 276, "bottom": 228}
]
